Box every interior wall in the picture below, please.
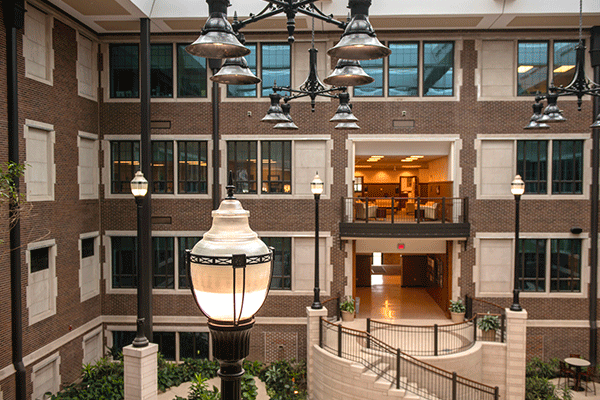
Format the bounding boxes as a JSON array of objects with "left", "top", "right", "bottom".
[{"left": 425, "top": 241, "right": 452, "bottom": 318}]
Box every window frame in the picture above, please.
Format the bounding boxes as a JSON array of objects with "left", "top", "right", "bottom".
[
  {"left": 24, "top": 3, "right": 54, "bottom": 86},
  {"left": 24, "top": 119, "right": 56, "bottom": 202},
  {"left": 177, "top": 43, "right": 208, "bottom": 98},
  {"left": 26, "top": 239, "right": 57, "bottom": 325},
  {"left": 261, "top": 141, "right": 292, "bottom": 194},
  {"left": 260, "top": 42, "right": 292, "bottom": 98},
  {"left": 387, "top": 41, "right": 420, "bottom": 97},
  {"left": 262, "top": 237, "right": 292, "bottom": 290},
  {"left": 227, "top": 43, "right": 258, "bottom": 98},
  {"left": 422, "top": 41, "right": 455, "bottom": 97},
  {"left": 110, "top": 330, "right": 211, "bottom": 362}
]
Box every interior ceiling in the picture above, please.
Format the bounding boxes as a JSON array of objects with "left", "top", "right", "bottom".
[
  {"left": 355, "top": 155, "right": 444, "bottom": 169},
  {"left": 43, "top": 0, "right": 600, "bottom": 35}
]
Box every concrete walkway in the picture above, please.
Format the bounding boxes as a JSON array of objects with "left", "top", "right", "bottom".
[
  {"left": 157, "top": 376, "right": 269, "bottom": 400},
  {"left": 550, "top": 378, "right": 600, "bottom": 400}
]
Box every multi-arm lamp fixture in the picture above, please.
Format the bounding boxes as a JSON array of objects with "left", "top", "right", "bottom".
[{"left": 186, "top": 0, "right": 390, "bottom": 130}]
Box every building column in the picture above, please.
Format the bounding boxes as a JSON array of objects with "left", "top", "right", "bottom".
[
  {"left": 123, "top": 343, "right": 158, "bottom": 400},
  {"left": 504, "top": 308, "right": 527, "bottom": 400},
  {"left": 306, "top": 306, "right": 327, "bottom": 400}
]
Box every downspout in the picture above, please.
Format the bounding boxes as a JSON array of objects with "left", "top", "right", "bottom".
[
  {"left": 589, "top": 25, "right": 600, "bottom": 367},
  {"left": 3, "top": 1, "right": 27, "bottom": 399},
  {"left": 209, "top": 59, "right": 221, "bottom": 210}
]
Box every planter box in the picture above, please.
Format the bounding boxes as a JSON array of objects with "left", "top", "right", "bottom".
[{"left": 341, "top": 310, "right": 355, "bottom": 322}]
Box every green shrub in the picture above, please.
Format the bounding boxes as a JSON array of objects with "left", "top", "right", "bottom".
[
  {"left": 526, "top": 357, "right": 559, "bottom": 379},
  {"left": 449, "top": 299, "right": 466, "bottom": 313},
  {"left": 340, "top": 296, "right": 355, "bottom": 313},
  {"left": 259, "top": 359, "right": 306, "bottom": 400},
  {"left": 477, "top": 313, "right": 500, "bottom": 331}
]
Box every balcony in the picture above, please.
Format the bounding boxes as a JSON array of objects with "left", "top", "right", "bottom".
[{"left": 339, "top": 196, "right": 470, "bottom": 239}]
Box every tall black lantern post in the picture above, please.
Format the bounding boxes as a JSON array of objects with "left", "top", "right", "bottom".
[
  {"left": 510, "top": 175, "right": 524, "bottom": 312},
  {"left": 131, "top": 171, "right": 150, "bottom": 347},
  {"left": 188, "top": 174, "right": 273, "bottom": 400},
  {"left": 311, "top": 173, "right": 324, "bottom": 309}
]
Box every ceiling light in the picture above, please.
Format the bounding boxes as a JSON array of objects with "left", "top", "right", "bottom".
[
  {"left": 553, "top": 65, "right": 575, "bottom": 73},
  {"left": 517, "top": 65, "right": 534, "bottom": 73}
]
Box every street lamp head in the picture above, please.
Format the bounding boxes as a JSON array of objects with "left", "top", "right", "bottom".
[
  {"left": 330, "top": 92, "right": 358, "bottom": 123},
  {"left": 511, "top": 175, "right": 525, "bottom": 197},
  {"left": 537, "top": 93, "right": 567, "bottom": 123},
  {"left": 274, "top": 103, "right": 299, "bottom": 130},
  {"left": 311, "top": 172, "right": 324, "bottom": 196},
  {"left": 327, "top": 14, "right": 391, "bottom": 60},
  {"left": 323, "top": 59, "right": 374, "bottom": 87},
  {"left": 261, "top": 92, "right": 288, "bottom": 123},
  {"left": 210, "top": 56, "right": 261, "bottom": 85},
  {"left": 189, "top": 192, "right": 272, "bottom": 325},
  {"left": 591, "top": 112, "right": 600, "bottom": 128},
  {"left": 130, "top": 170, "right": 148, "bottom": 198}
]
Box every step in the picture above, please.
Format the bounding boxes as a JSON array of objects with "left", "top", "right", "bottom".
[{"left": 374, "top": 376, "right": 392, "bottom": 391}]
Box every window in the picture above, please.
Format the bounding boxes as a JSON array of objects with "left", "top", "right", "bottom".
[
  {"left": 262, "top": 237, "right": 291, "bottom": 290},
  {"left": 261, "top": 141, "right": 291, "bottom": 194},
  {"left": 80, "top": 234, "right": 100, "bottom": 301},
  {"left": 78, "top": 132, "right": 99, "bottom": 200},
  {"left": 517, "top": 40, "right": 577, "bottom": 96},
  {"left": 517, "top": 140, "right": 583, "bottom": 195},
  {"left": 228, "top": 43, "right": 257, "bottom": 98},
  {"left": 153, "top": 332, "right": 176, "bottom": 360},
  {"left": 177, "top": 44, "right": 207, "bottom": 98},
  {"left": 151, "top": 44, "right": 173, "bottom": 98},
  {"left": 112, "top": 237, "right": 137, "bottom": 289},
  {"left": 180, "top": 332, "right": 209, "bottom": 360},
  {"left": 25, "top": 120, "right": 55, "bottom": 202},
  {"left": 27, "top": 240, "right": 57, "bottom": 325},
  {"left": 153, "top": 237, "right": 174, "bottom": 289},
  {"left": 111, "top": 331, "right": 136, "bottom": 353},
  {"left": 261, "top": 44, "right": 291, "bottom": 97},
  {"left": 423, "top": 42, "right": 454, "bottom": 96},
  {"left": 178, "top": 237, "right": 200, "bottom": 289},
  {"left": 516, "top": 238, "right": 581, "bottom": 293},
  {"left": 228, "top": 141, "right": 257, "bottom": 194},
  {"left": 31, "top": 247, "right": 49, "bottom": 273},
  {"left": 77, "top": 33, "right": 97, "bottom": 100},
  {"left": 110, "top": 44, "right": 139, "bottom": 98},
  {"left": 82, "top": 238, "right": 95, "bottom": 258},
  {"left": 111, "top": 141, "right": 139, "bottom": 194},
  {"left": 178, "top": 141, "right": 207, "bottom": 194},
  {"left": 388, "top": 42, "right": 419, "bottom": 97},
  {"left": 82, "top": 328, "right": 102, "bottom": 365},
  {"left": 32, "top": 353, "right": 60, "bottom": 400},
  {"left": 152, "top": 141, "right": 174, "bottom": 194},
  {"left": 354, "top": 58, "right": 384, "bottom": 97},
  {"left": 24, "top": 4, "right": 53, "bottom": 85}
]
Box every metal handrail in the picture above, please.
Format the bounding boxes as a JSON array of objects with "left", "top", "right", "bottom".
[
  {"left": 319, "top": 318, "right": 499, "bottom": 400},
  {"left": 465, "top": 295, "right": 506, "bottom": 343}
]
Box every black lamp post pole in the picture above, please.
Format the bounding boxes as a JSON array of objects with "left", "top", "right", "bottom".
[
  {"left": 312, "top": 192, "right": 322, "bottom": 309},
  {"left": 511, "top": 194, "right": 523, "bottom": 312},
  {"left": 133, "top": 196, "right": 149, "bottom": 347}
]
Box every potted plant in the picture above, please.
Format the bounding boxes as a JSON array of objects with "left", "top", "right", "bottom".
[
  {"left": 449, "top": 299, "right": 466, "bottom": 323},
  {"left": 340, "top": 296, "right": 355, "bottom": 322},
  {"left": 477, "top": 313, "right": 500, "bottom": 341}
]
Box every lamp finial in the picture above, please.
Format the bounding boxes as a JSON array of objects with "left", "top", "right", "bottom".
[{"left": 226, "top": 170, "right": 236, "bottom": 199}]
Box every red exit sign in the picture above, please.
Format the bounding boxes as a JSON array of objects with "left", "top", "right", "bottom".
[{"left": 398, "top": 243, "right": 405, "bottom": 250}]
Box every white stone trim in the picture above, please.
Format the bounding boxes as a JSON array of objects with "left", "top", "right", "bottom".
[
  {"left": 79, "top": 232, "right": 101, "bottom": 302},
  {"left": 76, "top": 31, "right": 98, "bottom": 101},
  {"left": 23, "top": 3, "right": 54, "bottom": 86},
  {"left": 31, "top": 352, "right": 60, "bottom": 400},
  {"left": 24, "top": 120, "right": 56, "bottom": 202},
  {"left": 26, "top": 239, "right": 57, "bottom": 325},
  {"left": 82, "top": 326, "right": 103, "bottom": 365},
  {"left": 77, "top": 131, "right": 99, "bottom": 200}
]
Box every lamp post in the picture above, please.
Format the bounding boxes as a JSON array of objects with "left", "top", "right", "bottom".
[
  {"left": 510, "top": 175, "right": 524, "bottom": 312},
  {"left": 311, "top": 173, "right": 324, "bottom": 309},
  {"left": 188, "top": 173, "right": 272, "bottom": 400},
  {"left": 131, "top": 170, "right": 150, "bottom": 347}
]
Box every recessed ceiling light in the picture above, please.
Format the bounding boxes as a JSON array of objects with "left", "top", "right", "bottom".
[
  {"left": 518, "top": 65, "right": 534, "bottom": 73},
  {"left": 402, "top": 165, "right": 421, "bottom": 169}
]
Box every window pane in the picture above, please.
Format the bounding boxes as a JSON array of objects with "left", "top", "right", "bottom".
[
  {"left": 354, "top": 58, "right": 384, "bottom": 97},
  {"left": 112, "top": 331, "right": 137, "bottom": 353},
  {"left": 177, "top": 44, "right": 207, "bottom": 98},
  {"left": 388, "top": 42, "right": 418, "bottom": 97},
  {"left": 178, "top": 141, "right": 207, "bottom": 194},
  {"left": 112, "top": 237, "right": 137, "bottom": 288},
  {"left": 153, "top": 332, "right": 176, "bottom": 360},
  {"left": 153, "top": 237, "right": 174, "bottom": 289},
  {"left": 179, "top": 237, "right": 201, "bottom": 289},
  {"left": 261, "top": 141, "right": 291, "bottom": 194},
  {"left": 151, "top": 44, "right": 173, "bottom": 98},
  {"left": 261, "top": 44, "right": 290, "bottom": 97},
  {"left": 423, "top": 42, "right": 453, "bottom": 96},
  {"left": 228, "top": 44, "right": 257, "bottom": 97},
  {"left": 152, "top": 141, "right": 174, "bottom": 194},
  {"left": 551, "top": 239, "right": 581, "bottom": 292},
  {"left": 517, "top": 239, "right": 546, "bottom": 292},
  {"left": 517, "top": 140, "right": 548, "bottom": 194},
  {"left": 518, "top": 42, "right": 548, "bottom": 95},
  {"left": 82, "top": 238, "right": 95, "bottom": 258},
  {"left": 552, "top": 140, "right": 583, "bottom": 194},
  {"left": 111, "top": 141, "right": 140, "bottom": 194},
  {"left": 227, "top": 141, "right": 257, "bottom": 194},
  {"left": 553, "top": 41, "right": 578, "bottom": 89},
  {"left": 262, "top": 237, "right": 291, "bottom": 290},
  {"left": 110, "top": 44, "right": 139, "bottom": 98},
  {"left": 30, "top": 247, "right": 49, "bottom": 273},
  {"left": 180, "top": 332, "right": 209, "bottom": 360}
]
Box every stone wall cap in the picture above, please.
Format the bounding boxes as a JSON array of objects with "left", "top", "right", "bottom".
[
  {"left": 505, "top": 308, "right": 528, "bottom": 319},
  {"left": 123, "top": 343, "right": 159, "bottom": 358},
  {"left": 306, "top": 306, "right": 329, "bottom": 317}
]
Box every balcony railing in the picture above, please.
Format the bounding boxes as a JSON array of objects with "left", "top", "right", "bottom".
[{"left": 342, "top": 196, "right": 469, "bottom": 224}]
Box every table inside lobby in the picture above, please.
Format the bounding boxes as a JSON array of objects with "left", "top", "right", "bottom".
[{"left": 565, "top": 357, "right": 591, "bottom": 391}]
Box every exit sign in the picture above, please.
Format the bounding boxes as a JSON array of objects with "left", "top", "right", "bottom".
[{"left": 398, "top": 243, "right": 405, "bottom": 250}]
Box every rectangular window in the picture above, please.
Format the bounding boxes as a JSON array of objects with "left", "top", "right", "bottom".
[
  {"left": 112, "top": 331, "right": 136, "bottom": 354},
  {"left": 178, "top": 141, "right": 207, "bottom": 194},
  {"left": 423, "top": 42, "right": 454, "bottom": 96},
  {"left": 178, "top": 237, "right": 200, "bottom": 289},
  {"left": 180, "top": 332, "right": 209, "bottom": 360},
  {"left": 227, "top": 141, "right": 257, "bottom": 194},
  {"left": 388, "top": 42, "right": 419, "bottom": 97},
  {"left": 110, "top": 44, "right": 139, "bottom": 98},
  {"left": 111, "top": 141, "right": 140, "bottom": 194},
  {"left": 152, "top": 141, "right": 174, "bottom": 194},
  {"left": 354, "top": 58, "right": 384, "bottom": 97},
  {"left": 517, "top": 239, "right": 546, "bottom": 292},
  {"left": 81, "top": 237, "right": 95, "bottom": 258},
  {"left": 518, "top": 41, "right": 548, "bottom": 96},
  {"left": 517, "top": 140, "right": 548, "bottom": 194},
  {"left": 77, "top": 33, "right": 97, "bottom": 100},
  {"left": 228, "top": 43, "right": 257, "bottom": 98},
  {"left": 261, "top": 141, "right": 291, "bottom": 194},
  {"left": 261, "top": 44, "right": 291, "bottom": 97},
  {"left": 112, "top": 237, "right": 137, "bottom": 289},
  {"left": 551, "top": 239, "right": 581, "bottom": 292},
  {"left": 153, "top": 332, "right": 176, "bottom": 360},
  {"left": 553, "top": 41, "right": 578, "bottom": 88},
  {"left": 24, "top": 4, "right": 53, "bottom": 84},
  {"left": 151, "top": 44, "right": 173, "bottom": 98},
  {"left": 30, "top": 247, "right": 49, "bottom": 273},
  {"left": 153, "top": 237, "right": 174, "bottom": 289},
  {"left": 262, "top": 237, "right": 291, "bottom": 290},
  {"left": 177, "top": 44, "right": 207, "bottom": 98},
  {"left": 552, "top": 140, "right": 583, "bottom": 194}
]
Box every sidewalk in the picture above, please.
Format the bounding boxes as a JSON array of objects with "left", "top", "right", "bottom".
[
  {"left": 550, "top": 378, "right": 599, "bottom": 399},
  {"left": 157, "top": 376, "right": 269, "bottom": 400}
]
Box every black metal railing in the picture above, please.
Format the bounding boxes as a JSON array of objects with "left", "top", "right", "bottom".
[
  {"left": 465, "top": 295, "right": 506, "bottom": 343},
  {"left": 342, "top": 196, "right": 468, "bottom": 224},
  {"left": 367, "top": 317, "right": 476, "bottom": 356},
  {"left": 319, "top": 318, "right": 499, "bottom": 400},
  {"left": 321, "top": 296, "right": 341, "bottom": 321}
]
